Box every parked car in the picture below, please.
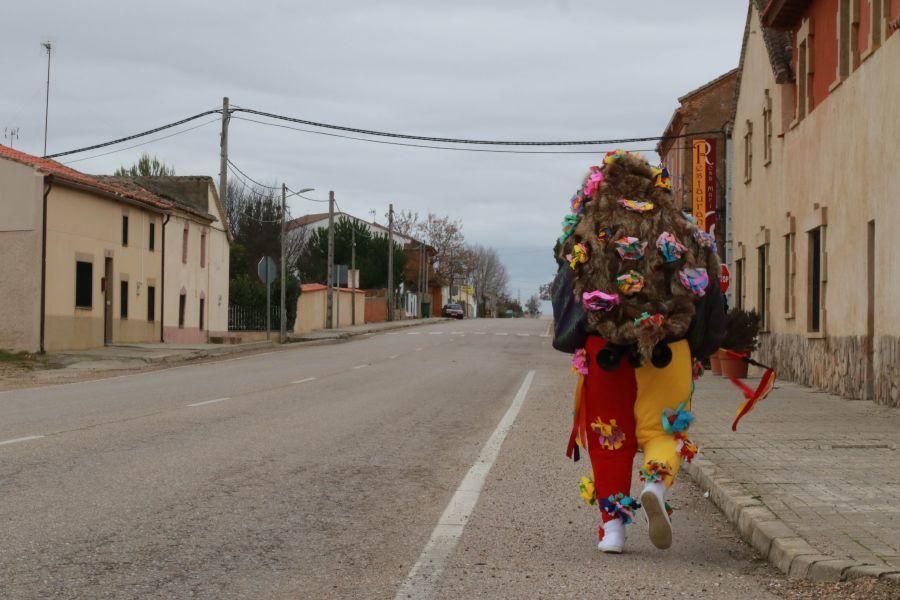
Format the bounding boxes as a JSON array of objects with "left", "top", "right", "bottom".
[{"left": 442, "top": 303, "right": 464, "bottom": 319}]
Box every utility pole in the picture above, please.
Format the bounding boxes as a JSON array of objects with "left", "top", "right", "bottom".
[
  {"left": 280, "top": 182, "right": 287, "bottom": 342},
  {"left": 423, "top": 244, "right": 429, "bottom": 317},
  {"left": 387, "top": 203, "right": 394, "bottom": 322},
  {"left": 351, "top": 225, "right": 357, "bottom": 325},
  {"left": 418, "top": 243, "right": 424, "bottom": 318},
  {"left": 42, "top": 41, "right": 52, "bottom": 156},
  {"left": 219, "top": 96, "right": 229, "bottom": 238},
  {"left": 3, "top": 127, "right": 19, "bottom": 149},
  {"left": 326, "top": 191, "right": 335, "bottom": 329}
]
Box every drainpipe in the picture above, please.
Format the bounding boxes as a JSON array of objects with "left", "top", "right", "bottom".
[
  {"left": 160, "top": 213, "right": 170, "bottom": 342},
  {"left": 39, "top": 175, "right": 53, "bottom": 354}
]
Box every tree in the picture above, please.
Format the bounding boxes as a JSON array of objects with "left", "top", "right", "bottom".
[
  {"left": 468, "top": 245, "right": 510, "bottom": 317},
  {"left": 114, "top": 152, "right": 175, "bottom": 177},
  {"left": 525, "top": 294, "right": 542, "bottom": 317},
  {"left": 415, "top": 213, "right": 466, "bottom": 287},
  {"left": 392, "top": 209, "right": 420, "bottom": 237}
]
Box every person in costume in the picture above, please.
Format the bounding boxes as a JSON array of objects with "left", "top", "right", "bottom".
[{"left": 553, "top": 150, "right": 725, "bottom": 553}]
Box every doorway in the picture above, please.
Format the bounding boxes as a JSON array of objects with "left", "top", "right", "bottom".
[{"left": 104, "top": 257, "right": 113, "bottom": 345}]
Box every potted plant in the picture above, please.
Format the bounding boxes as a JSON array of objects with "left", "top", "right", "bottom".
[
  {"left": 709, "top": 351, "right": 723, "bottom": 375},
  {"left": 718, "top": 309, "right": 760, "bottom": 379}
]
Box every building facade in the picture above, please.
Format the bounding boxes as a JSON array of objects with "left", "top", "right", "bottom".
[
  {"left": 657, "top": 69, "right": 738, "bottom": 262},
  {"left": 0, "top": 146, "right": 168, "bottom": 352},
  {"left": 730, "top": 0, "right": 900, "bottom": 405}
]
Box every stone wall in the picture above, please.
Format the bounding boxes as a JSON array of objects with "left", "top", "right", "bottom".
[{"left": 758, "top": 332, "right": 900, "bottom": 407}]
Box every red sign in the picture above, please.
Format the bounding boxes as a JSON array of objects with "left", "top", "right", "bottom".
[
  {"left": 691, "top": 139, "right": 717, "bottom": 234},
  {"left": 719, "top": 264, "right": 731, "bottom": 293}
]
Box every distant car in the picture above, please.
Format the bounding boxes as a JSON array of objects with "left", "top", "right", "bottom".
[{"left": 442, "top": 303, "right": 464, "bottom": 319}]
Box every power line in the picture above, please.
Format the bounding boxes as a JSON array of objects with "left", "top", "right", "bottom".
[
  {"left": 227, "top": 158, "right": 280, "bottom": 190},
  {"left": 44, "top": 109, "right": 221, "bottom": 159},
  {"left": 231, "top": 115, "right": 661, "bottom": 155},
  {"left": 62, "top": 118, "right": 220, "bottom": 165},
  {"left": 231, "top": 107, "right": 723, "bottom": 147}
]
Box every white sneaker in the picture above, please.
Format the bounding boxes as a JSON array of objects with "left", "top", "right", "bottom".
[
  {"left": 640, "top": 481, "right": 672, "bottom": 550},
  {"left": 597, "top": 518, "right": 625, "bottom": 553}
]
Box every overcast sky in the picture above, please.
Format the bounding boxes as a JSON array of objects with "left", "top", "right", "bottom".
[{"left": 1, "top": 1, "right": 747, "bottom": 307}]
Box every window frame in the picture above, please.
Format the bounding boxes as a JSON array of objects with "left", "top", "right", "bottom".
[
  {"left": 120, "top": 280, "right": 129, "bottom": 319},
  {"left": 75, "top": 260, "right": 94, "bottom": 309},
  {"left": 807, "top": 227, "right": 824, "bottom": 333},
  {"left": 122, "top": 215, "right": 129, "bottom": 247},
  {"left": 743, "top": 120, "right": 753, "bottom": 184},
  {"left": 182, "top": 226, "right": 189, "bottom": 264},
  {"left": 149, "top": 221, "right": 156, "bottom": 252},
  {"left": 200, "top": 232, "right": 207, "bottom": 268},
  {"left": 147, "top": 285, "right": 156, "bottom": 322},
  {"left": 763, "top": 90, "right": 773, "bottom": 166},
  {"left": 178, "top": 293, "right": 187, "bottom": 328},
  {"left": 784, "top": 232, "right": 796, "bottom": 319}
]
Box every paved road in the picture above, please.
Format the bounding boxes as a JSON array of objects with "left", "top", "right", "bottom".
[{"left": 1, "top": 318, "right": 786, "bottom": 598}]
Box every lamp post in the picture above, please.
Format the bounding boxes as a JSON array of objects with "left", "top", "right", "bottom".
[{"left": 281, "top": 185, "right": 315, "bottom": 342}]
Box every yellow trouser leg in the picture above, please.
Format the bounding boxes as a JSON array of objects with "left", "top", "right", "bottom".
[{"left": 634, "top": 340, "right": 693, "bottom": 488}]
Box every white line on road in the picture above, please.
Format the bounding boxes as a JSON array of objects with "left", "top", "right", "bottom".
[
  {"left": 541, "top": 321, "right": 552, "bottom": 338},
  {"left": 352, "top": 364, "right": 369, "bottom": 370},
  {"left": 407, "top": 332, "right": 421, "bottom": 335},
  {"left": 473, "top": 331, "right": 485, "bottom": 335},
  {"left": 292, "top": 377, "right": 317, "bottom": 384},
  {"left": 451, "top": 331, "right": 463, "bottom": 335},
  {"left": 416, "top": 347, "right": 423, "bottom": 352},
  {"left": 389, "top": 354, "right": 400, "bottom": 360},
  {"left": 516, "top": 333, "right": 530, "bottom": 337},
  {"left": 0, "top": 435, "right": 45, "bottom": 446},
  {"left": 394, "top": 370, "right": 535, "bottom": 600},
  {"left": 384, "top": 332, "right": 399, "bottom": 335},
  {"left": 495, "top": 332, "right": 508, "bottom": 336},
  {"left": 428, "top": 332, "right": 444, "bottom": 335},
  {"left": 186, "top": 397, "right": 231, "bottom": 407}
]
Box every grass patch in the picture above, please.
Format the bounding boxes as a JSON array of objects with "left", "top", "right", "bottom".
[{"left": 0, "top": 350, "right": 33, "bottom": 363}]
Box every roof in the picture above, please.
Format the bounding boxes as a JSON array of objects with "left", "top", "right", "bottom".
[
  {"left": 287, "top": 211, "right": 432, "bottom": 250},
  {"left": 760, "top": 0, "right": 811, "bottom": 29},
  {"left": 286, "top": 212, "right": 330, "bottom": 231},
  {"left": 657, "top": 69, "right": 738, "bottom": 155},
  {"left": 676, "top": 68, "right": 740, "bottom": 104},
  {"left": 751, "top": 0, "right": 795, "bottom": 83},
  {"left": 0, "top": 144, "right": 169, "bottom": 212},
  {"left": 99, "top": 176, "right": 216, "bottom": 220}
]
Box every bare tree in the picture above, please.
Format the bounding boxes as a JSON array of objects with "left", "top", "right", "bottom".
[
  {"left": 468, "top": 245, "right": 510, "bottom": 317},
  {"left": 416, "top": 213, "right": 466, "bottom": 287},
  {"left": 525, "top": 294, "right": 542, "bottom": 317},
  {"left": 392, "top": 209, "right": 420, "bottom": 237}
]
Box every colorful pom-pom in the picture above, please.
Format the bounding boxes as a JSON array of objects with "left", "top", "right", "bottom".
[
  {"left": 676, "top": 434, "right": 699, "bottom": 463},
  {"left": 614, "top": 236, "right": 647, "bottom": 261},
  {"left": 616, "top": 270, "right": 645, "bottom": 296},
  {"left": 678, "top": 268, "right": 710, "bottom": 296},
  {"left": 568, "top": 243, "right": 589, "bottom": 270},
  {"left": 661, "top": 401, "right": 694, "bottom": 434},
  {"left": 633, "top": 312, "right": 665, "bottom": 328},
  {"left": 694, "top": 229, "right": 717, "bottom": 254},
  {"left": 618, "top": 197, "right": 655, "bottom": 213},
  {"left": 597, "top": 227, "right": 613, "bottom": 244},
  {"left": 639, "top": 460, "right": 672, "bottom": 484},
  {"left": 582, "top": 167, "right": 605, "bottom": 197},
  {"left": 590, "top": 417, "right": 626, "bottom": 450},
  {"left": 571, "top": 348, "right": 589, "bottom": 376},
  {"left": 652, "top": 166, "right": 673, "bottom": 191},
  {"left": 558, "top": 214, "right": 580, "bottom": 245},
  {"left": 600, "top": 493, "right": 642, "bottom": 525},
  {"left": 656, "top": 232, "right": 686, "bottom": 263},
  {"left": 582, "top": 290, "right": 620, "bottom": 312},
  {"left": 579, "top": 475, "right": 597, "bottom": 506}
]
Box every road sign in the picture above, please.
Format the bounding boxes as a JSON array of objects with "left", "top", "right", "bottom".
[
  {"left": 720, "top": 264, "right": 731, "bottom": 293},
  {"left": 257, "top": 256, "right": 277, "bottom": 285}
]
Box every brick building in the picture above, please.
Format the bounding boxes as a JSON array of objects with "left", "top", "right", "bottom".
[{"left": 657, "top": 69, "right": 738, "bottom": 261}]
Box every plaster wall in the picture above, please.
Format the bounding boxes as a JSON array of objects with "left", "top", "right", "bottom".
[{"left": 0, "top": 159, "right": 42, "bottom": 351}]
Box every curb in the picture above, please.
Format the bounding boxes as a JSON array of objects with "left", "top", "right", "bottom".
[
  {"left": 287, "top": 318, "right": 451, "bottom": 343},
  {"left": 683, "top": 458, "right": 900, "bottom": 582},
  {"left": 128, "top": 340, "right": 277, "bottom": 364}
]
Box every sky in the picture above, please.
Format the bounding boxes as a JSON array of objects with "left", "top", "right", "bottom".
[{"left": 1, "top": 1, "right": 747, "bottom": 310}]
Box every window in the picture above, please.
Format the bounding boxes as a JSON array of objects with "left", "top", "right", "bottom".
[
  {"left": 763, "top": 91, "right": 773, "bottom": 165},
  {"left": 182, "top": 226, "right": 189, "bottom": 264},
  {"left": 199, "top": 298, "right": 205, "bottom": 330},
  {"left": 743, "top": 121, "right": 753, "bottom": 183},
  {"left": 149, "top": 222, "right": 156, "bottom": 252},
  {"left": 179, "top": 293, "right": 186, "bottom": 328},
  {"left": 808, "top": 227, "right": 823, "bottom": 332},
  {"left": 75, "top": 261, "right": 93, "bottom": 308},
  {"left": 147, "top": 285, "right": 156, "bottom": 322},
  {"left": 735, "top": 258, "right": 745, "bottom": 311},
  {"left": 757, "top": 245, "right": 769, "bottom": 331},
  {"left": 870, "top": 0, "right": 884, "bottom": 50},
  {"left": 122, "top": 215, "right": 129, "bottom": 247},
  {"left": 784, "top": 233, "right": 796, "bottom": 318},
  {"left": 200, "top": 232, "right": 206, "bottom": 268},
  {"left": 838, "top": 0, "right": 853, "bottom": 79},
  {"left": 797, "top": 39, "right": 810, "bottom": 121},
  {"left": 120, "top": 280, "right": 129, "bottom": 319}
]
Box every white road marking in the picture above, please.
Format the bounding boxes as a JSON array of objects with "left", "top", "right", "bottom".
[
  {"left": 187, "top": 397, "right": 231, "bottom": 407},
  {"left": 541, "top": 321, "right": 552, "bottom": 338},
  {"left": 516, "top": 333, "right": 530, "bottom": 337},
  {"left": 495, "top": 332, "right": 508, "bottom": 336},
  {"left": 0, "top": 435, "right": 45, "bottom": 446},
  {"left": 352, "top": 364, "right": 369, "bottom": 370},
  {"left": 416, "top": 347, "right": 424, "bottom": 352},
  {"left": 473, "top": 331, "right": 486, "bottom": 335},
  {"left": 429, "top": 332, "right": 444, "bottom": 335},
  {"left": 407, "top": 332, "right": 421, "bottom": 335},
  {"left": 451, "top": 331, "right": 463, "bottom": 335},
  {"left": 394, "top": 370, "right": 536, "bottom": 599},
  {"left": 385, "top": 332, "right": 399, "bottom": 335},
  {"left": 389, "top": 354, "right": 400, "bottom": 360},
  {"left": 292, "top": 377, "right": 317, "bottom": 384}
]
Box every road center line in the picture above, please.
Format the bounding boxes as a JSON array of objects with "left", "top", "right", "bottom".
[
  {"left": 186, "top": 397, "right": 230, "bottom": 407},
  {"left": 394, "top": 370, "right": 536, "bottom": 599},
  {"left": 0, "top": 435, "right": 45, "bottom": 447},
  {"left": 389, "top": 354, "right": 400, "bottom": 359},
  {"left": 407, "top": 332, "right": 421, "bottom": 335},
  {"left": 542, "top": 321, "right": 552, "bottom": 338},
  {"left": 292, "top": 377, "right": 317, "bottom": 384},
  {"left": 416, "top": 347, "right": 423, "bottom": 351},
  {"left": 428, "top": 332, "right": 443, "bottom": 335},
  {"left": 352, "top": 364, "right": 369, "bottom": 370},
  {"left": 495, "top": 332, "right": 508, "bottom": 336}
]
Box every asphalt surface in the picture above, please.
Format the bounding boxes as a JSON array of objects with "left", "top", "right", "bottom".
[{"left": 1, "top": 318, "right": 788, "bottom": 599}]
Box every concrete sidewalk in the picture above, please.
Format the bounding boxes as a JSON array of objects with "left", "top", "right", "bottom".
[
  {"left": 288, "top": 317, "right": 449, "bottom": 342},
  {"left": 687, "top": 373, "right": 900, "bottom": 582},
  {"left": 52, "top": 341, "right": 275, "bottom": 370}
]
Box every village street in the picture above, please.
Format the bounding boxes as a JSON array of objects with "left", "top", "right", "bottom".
[{"left": 0, "top": 318, "right": 790, "bottom": 599}]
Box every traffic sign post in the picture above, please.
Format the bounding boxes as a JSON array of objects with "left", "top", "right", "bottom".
[
  {"left": 257, "top": 256, "right": 277, "bottom": 340},
  {"left": 719, "top": 264, "right": 731, "bottom": 294}
]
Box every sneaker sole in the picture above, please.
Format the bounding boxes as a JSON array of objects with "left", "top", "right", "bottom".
[
  {"left": 641, "top": 489, "right": 672, "bottom": 550},
  {"left": 597, "top": 544, "right": 623, "bottom": 554}
]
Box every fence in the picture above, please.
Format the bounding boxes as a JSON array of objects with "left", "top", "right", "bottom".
[{"left": 228, "top": 304, "right": 281, "bottom": 331}]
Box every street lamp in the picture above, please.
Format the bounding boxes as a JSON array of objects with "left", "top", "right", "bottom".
[{"left": 281, "top": 186, "right": 315, "bottom": 342}]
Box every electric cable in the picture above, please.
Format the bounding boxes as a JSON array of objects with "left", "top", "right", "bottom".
[
  {"left": 62, "top": 118, "right": 220, "bottom": 165},
  {"left": 44, "top": 109, "right": 222, "bottom": 159}
]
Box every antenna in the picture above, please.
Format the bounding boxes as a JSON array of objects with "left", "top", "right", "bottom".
[
  {"left": 3, "top": 127, "right": 20, "bottom": 149},
  {"left": 42, "top": 41, "right": 52, "bottom": 156}
]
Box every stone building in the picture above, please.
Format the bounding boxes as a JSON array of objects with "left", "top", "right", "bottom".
[
  {"left": 657, "top": 68, "right": 738, "bottom": 261},
  {"left": 730, "top": 0, "right": 900, "bottom": 405}
]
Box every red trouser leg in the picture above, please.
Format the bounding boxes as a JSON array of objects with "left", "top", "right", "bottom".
[{"left": 582, "top": 337, "right": 638, "bottom": 529}]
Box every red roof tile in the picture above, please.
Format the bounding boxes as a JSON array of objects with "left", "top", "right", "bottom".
[{"left": 0, "top": 144, "right": 170, "bottom": 212}]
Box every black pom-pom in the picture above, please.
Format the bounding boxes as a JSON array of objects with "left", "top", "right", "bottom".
[
  {"left": 651, "top": 341, "right": 673, "bottom": 368},
  {"left": 597, "top": 347, "right": 622, "bottom": 372}
]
